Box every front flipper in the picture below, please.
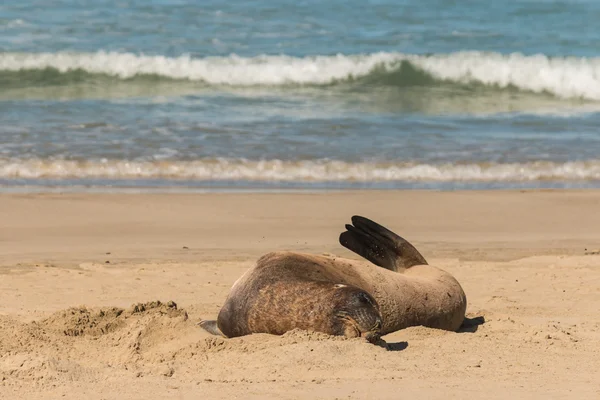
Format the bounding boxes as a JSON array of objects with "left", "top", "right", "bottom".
[
  {"left": 198, "top": 320, "right": 225, "bottom": 337},
  {"left": 339, "top": 215, "right": 428, "bottom": 272}
]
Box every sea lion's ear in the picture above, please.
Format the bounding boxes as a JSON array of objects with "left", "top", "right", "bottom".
[{"left": 339, "top": 216, "right": 428, "bottom": 272}]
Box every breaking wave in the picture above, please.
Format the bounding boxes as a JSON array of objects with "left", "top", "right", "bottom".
[
  {"left": 1, "top": 51, "right": 600, "bottom": 99},
  {"left": 2, "top": 159, "right": 600, "bottom": 182}
]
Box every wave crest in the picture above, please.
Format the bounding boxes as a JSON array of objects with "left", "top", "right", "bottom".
[{"left": 1, "top": 51, "right": 600, "bottom": 99}]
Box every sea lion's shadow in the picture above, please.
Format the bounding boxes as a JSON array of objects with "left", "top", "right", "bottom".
[
  {"left": 458, "top": 316, "right": 486, "bottom": 333},
  {"left": 376, "top": 340, "right": 408, "bottom": 352},
  {"left": 375, "top": 316, "right": 485, "bottom": 351}
]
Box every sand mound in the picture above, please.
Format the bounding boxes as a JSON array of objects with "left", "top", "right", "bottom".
[
  {"left": 42, "top": 307, "right": 125, "bottom": 337},
  {"left": 1, "top": 300, "right": 395, "bottom": 388},
  {"left": 0, "top": 301, "right": 195, "bottom": 384},
  {"left": 39, "top": 300, "right": 185, "bottom": 337}
]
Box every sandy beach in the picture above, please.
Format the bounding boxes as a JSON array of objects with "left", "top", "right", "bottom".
[{"left": 1, "top": 190, "right": 599, "bottom": 399}]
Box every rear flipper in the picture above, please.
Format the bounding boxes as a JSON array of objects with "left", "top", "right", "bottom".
[
  {"left": 198, "top": 320, "right": 225, "bottom": 337},
  {"left": 339, "top": 215, "right": 428, "bottom": 272}
]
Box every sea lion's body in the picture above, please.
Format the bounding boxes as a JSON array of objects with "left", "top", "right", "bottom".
[
  {"left": 217, "top": 265, "right": 382, "bottom": 341},
  {"left": 200, "top": 216, "right": 467, "bottom": 340}
]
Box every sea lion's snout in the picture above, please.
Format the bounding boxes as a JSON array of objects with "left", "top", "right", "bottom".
[
  {"left": 363, "top": 330, "right": 381, "bottom": 344},
  {"left": 358, "top": 318, "right": 382, "bottom": 345},
  {"left": 361, "top": 316, "right": 382, "bottom": 343},
  {"left": 334, "top": 288, "right": 382, "bottom": 343}
]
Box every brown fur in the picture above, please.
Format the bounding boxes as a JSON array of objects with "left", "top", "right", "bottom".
[
  {"left": 247, "top": 252, "right": 466, "bottom": 335},
  {"left": 201, "top": 217, "right": 467, "bottom": 339},
  {"left": 216, "top": 264, "right": 382, "bottom": 340}
]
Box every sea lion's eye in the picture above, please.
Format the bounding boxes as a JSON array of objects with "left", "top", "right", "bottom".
[{"left": 356, "top": 292, "right": 372, "bottom": 305}]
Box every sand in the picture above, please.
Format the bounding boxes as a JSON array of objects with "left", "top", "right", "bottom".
[{"left": 1, "top": 190, "right": 599, "bottom": 399}]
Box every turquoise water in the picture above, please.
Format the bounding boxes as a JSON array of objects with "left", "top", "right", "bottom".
[{"left": 2, "top": 1, "right": 600, "bottom": 190}]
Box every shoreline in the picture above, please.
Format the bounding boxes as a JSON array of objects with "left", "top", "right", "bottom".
[
  {"left": 2, "top": 179, "right": 600, "bottom": 194},
  {"left": 2, "top": 189, "right": 599, "bottom": 265}
]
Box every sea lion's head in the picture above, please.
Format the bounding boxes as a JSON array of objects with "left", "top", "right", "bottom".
[{"left": 331, "top": 284, "right": 382, "bottom": 343}]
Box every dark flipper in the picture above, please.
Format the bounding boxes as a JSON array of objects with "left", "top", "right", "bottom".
[
  {"left": 339, "top": 215, "right": 428, "bottom": 272},
  {"left": 198, "top": 320, "right": 225, "bottom": 337}
]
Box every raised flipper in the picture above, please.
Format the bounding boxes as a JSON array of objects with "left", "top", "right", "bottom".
[
  {"left": 198, "top": 320, "right": 225, "bottom": 337},
  {"left": 339, "top": 215, "right": 428, "bottom": 272}
]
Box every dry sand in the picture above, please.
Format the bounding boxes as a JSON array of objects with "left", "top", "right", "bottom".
[{"left": 1, "top": 190, "right": 599, "bottom": 399}]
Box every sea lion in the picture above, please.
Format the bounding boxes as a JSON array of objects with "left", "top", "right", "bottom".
[{"left": 200, "top": 216, "right": 466, "bottom": 341}]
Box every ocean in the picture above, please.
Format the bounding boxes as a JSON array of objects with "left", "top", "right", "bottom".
[{"left": 1, "top": 0, "right": 600, "bottom": 191}]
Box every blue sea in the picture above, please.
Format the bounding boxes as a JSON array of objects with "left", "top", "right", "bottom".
[{"left": 1, "top": 0, "right": 600, "bottom": 191}]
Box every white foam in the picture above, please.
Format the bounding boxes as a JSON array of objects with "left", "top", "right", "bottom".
[
  {"left": 411, "top": 51, "right": 600, "bottom": 100},
  {"left": 1, "top": 19, "right": 27, "bottom": 29},
  {"left": 2, "top": 159, "right": 600, "bottom": 182},
  {"left": 2, "top": 51, "right": 600, "bottom": 99}
]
